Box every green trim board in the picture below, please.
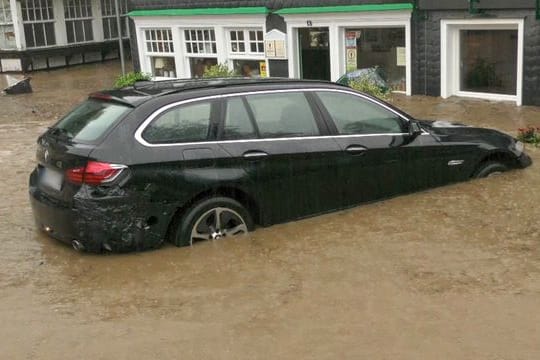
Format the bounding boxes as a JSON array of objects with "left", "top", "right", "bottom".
[
  {"left": 128, "top": 7, "right": 268, "bottom": 17},
  {"left": 275, "top": 4, "right": 413, "bottom": 15}
]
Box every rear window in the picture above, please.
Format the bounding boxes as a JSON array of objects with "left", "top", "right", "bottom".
[{"left": 54, "top": 99, "right": 130, "bottom": 143}]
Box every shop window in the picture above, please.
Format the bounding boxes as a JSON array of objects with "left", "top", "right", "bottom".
[
  {"left": 21, "top": 0, "right": 56, "bottom": 48},
  {"left": 151, "top": 57, "right": 176, "bottom": 78},
  {"left": 0, "top": 0, "right": 15, "bottom": 49},
  {"left": 184, "top": 29, "right": 216, "bottom": 55},
  {"left": 189, "top": 58, "right": 217, "bottom": 78},
  {"left": 64, "top": 0, "right": 94, "bottom": 43},
  {"left": 101, "top": 0, "right": 128, "bottom": 40},
  {"left": 144, "top": 29, "right": 174, "bottom": 53},
  {"left": 233, "top": 60, "right": 263, "bottom": 77},
  {"left": 460, "top": 30, "right": 517, "bottom": 95},
  {"left": 344, "top": 28, "right": 406, "bottom": 92}
]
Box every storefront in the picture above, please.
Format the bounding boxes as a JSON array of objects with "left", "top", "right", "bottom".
[
  {"left": 440, "top": 19, "right": 524, "bottom": 105},
  {"left": 129, "top": 7, "right": 269, "bottom": 79},
  {"left": 276, "top": 4, "right": 413, "bottom": 94}
]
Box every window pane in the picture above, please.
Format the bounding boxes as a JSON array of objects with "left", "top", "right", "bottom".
[
  {"left": 245, "top": 92, "right": 319, "bottom": 138},
  {"left": 34, "top": 22, "right": 45, "bottom": 46},
  {"left": 344, "top": 28, "right": 406, "bottom": 91},
  {"left": 143, "top": 102, "right": 212, "bottom": 143},
  {"left": 74, "top": 20, "right": 83, "bottom": 42},
  {"left": 230, "top": 31, "right": 236, "bottom": 41},
  {"left": 83, "top": 19, "right": 93, "bottom": 41},
  {"left": 223, "top": 98, "right": 256, "bottom": 140},
  {"left": 24, "top": 24, "right": 35, "bottom": 47},
  {"left": 55, "top": 99, "right": 130, "bottom": 143},
  {"left": 460, "top": 29, "right": 517, "bottom": 95},
  {"left": 66, "top": 22, "right": 74, "bottom": 43},
  {"left": 317, "top": 92, "right": 403, "bottom": 134},
  {"left": 45, "top": 22, "right": 56, "bottom": 45}
]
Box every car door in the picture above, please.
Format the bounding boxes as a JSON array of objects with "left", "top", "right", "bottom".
[
  {"left": 217, "top": 91, "right": 344, "bottom": 225},
  {"left": 313, "top": 90, "right": 412, "bottom": 205}
]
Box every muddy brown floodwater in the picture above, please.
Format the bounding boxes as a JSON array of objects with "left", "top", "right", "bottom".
[{"left": 1, "top": 62, "right": 540, "bottom": 359}]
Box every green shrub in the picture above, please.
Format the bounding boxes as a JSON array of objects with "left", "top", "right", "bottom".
[
  {"left": 114, "top": 71, "right": 151, "bottom": 88},
  {"left": 203, "top": 63, "right": 236, "bottom": 78},
  {"left": 349, "top": 76, "right": 391, "bottom": 101}
]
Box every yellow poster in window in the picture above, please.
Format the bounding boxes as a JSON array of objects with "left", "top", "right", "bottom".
[{"left": 259, "top": 61, "right": 267, "bottom": 77}]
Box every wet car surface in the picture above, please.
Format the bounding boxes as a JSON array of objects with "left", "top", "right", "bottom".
[
  {"left": 28, "top": 77, "right": 530, "bottom": 253},
  {"left": 1, "top": 63, "right": 540, "bottom": 358}
]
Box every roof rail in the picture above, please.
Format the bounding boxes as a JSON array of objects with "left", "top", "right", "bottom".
[{"left": 132, "top": 77, "right": 333, "bottom": 97}]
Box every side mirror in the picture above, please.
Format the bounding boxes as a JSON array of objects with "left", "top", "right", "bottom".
[{"left": 408, "top": 121, "right": 422, "bottom": 138}]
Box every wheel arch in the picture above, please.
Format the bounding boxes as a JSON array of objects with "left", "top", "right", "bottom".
[
  {"left": 165, "top": 186, "right": 261, "bottom": 242},
  {"left": 471, "top": 150, "right": 519, "bottom": 177}
]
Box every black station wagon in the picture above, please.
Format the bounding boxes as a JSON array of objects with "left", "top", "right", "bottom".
[{"left": 29, "top": 78, "right": 532, "bottom": 252}]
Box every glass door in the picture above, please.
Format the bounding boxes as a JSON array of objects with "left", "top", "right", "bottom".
[{"left": 298, "top": 27, "right": 330, "bottom": 80}]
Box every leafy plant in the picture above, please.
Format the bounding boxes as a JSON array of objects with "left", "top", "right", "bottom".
[
  {"left": 203, "top": 63, "right": 236, "bottom": 78},
  {"left": 349, "top": 75, "right": 391, "bottom": 101},
  {"left": 113, "top": 71, "right": 151, "bottom": 88},
  {"left": 466, "top": 58, "right": 501, "bottom": 89},
  {"left": 517, "top": 126, "right": 540, "bottom": 147}
]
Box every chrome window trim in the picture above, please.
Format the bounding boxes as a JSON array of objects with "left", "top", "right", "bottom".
[{"left": 134, "top": 88, "right": 428, "bottom": 148}]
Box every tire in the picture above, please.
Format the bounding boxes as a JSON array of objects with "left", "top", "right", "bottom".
[
  {"left": 473, "top": 161, "right": 509, "bottom": 179},
  {"left": 170, "top": 197, "right": 254, "bottom": 247}
]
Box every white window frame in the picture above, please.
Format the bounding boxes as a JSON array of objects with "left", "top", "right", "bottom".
[
  {"left": 100, "top": 0, "right": 129, "bottom": 40},
  {"left": 226, "top": 28, "right": 264, "bottom": 57},
  {"left": 183, "top": 28, "right": 217, "bottom": 56},
  {"left": 0, "top": 0, "right": 16, "bottom": 49},
  {"left": 282, "top": 10, "right": 412, "bottom": 95},
  {"left": 64, "top": 0, "right": 94, "bottom": 44},
  {"left": 144, "top": 28, "right": 174, "bottom": 54},
  {"left": 131, "top": 14, "right": 268, "bottom": 79},
  {"left": 440, "top": 18, "right": 524, "bottom": 106},
  {"left": 141, "top": 28, "right": 176, "bottom": 79},
  {"left": 20, "top": 0, "right": 56, "bottom": 48}
]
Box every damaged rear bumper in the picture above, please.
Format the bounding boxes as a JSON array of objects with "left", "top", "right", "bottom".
[{"left": 29, "top": 184, "right": 174, "bottom": 253}]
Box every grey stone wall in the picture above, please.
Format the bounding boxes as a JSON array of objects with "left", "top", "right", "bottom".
[{"left": 412, "top": 9, "right": 540, "bottom": 106}]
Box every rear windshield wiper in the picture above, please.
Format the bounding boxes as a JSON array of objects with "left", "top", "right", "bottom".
[{"left": 48, "top": 127, "right": 73, "bottom": 138}]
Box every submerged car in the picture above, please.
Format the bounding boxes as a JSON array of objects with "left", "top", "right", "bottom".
[{"left": 29, "top": 78, "right": 532, "bottom": 252}]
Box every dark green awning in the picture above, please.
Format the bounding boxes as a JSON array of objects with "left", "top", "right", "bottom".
[
  {"left": 275, "top": 3, "right": 413, "bottom": 15},
  {"left": 128, "top": 7, "right": 268, "bottom": 17}
]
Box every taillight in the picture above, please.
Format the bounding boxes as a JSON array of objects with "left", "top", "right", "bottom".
[{"left": 66, "top": 161, "right": 127, "bottom": 186}]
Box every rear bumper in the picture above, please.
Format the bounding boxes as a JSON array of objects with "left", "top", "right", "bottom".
[{"left": 29, "top": 181, "right": 173, "bottom": 253}]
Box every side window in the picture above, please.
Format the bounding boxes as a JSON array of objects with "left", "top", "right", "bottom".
[
  {"left": 222, "top": 97, "right": 256, "bottom": 140},
  {"left": 245, "top": 92, "right": 319, "bottom": 138},
  {"left": 143, "top": 101, "right": 212, "bottom": 143},
  {"left": 316, "top": 92, "right": 404, "bottom": 135}
]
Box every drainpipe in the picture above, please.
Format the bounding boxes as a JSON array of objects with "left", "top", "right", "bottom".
[
  {"left": 468, "top": 0, "right": 482, "bottom": 15},
  {"left": 537, "top": 0, "right": 540, "bottom": 20},
  {"left": 115, "top": 0, "right": 126, "bottom": 75}
]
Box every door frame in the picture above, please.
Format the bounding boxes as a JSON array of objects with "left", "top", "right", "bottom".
[
  {"left": 282, "top": 11, "right": 412, "bottom": 95},
  {"left": 440, "top": 18, "right": 524, "bottom": 106}
]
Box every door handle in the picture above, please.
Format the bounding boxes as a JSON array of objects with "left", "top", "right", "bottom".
[
  {"left": 345, "top": 145, "right": 368, "bottom": 155},
  {"left": 242, "top": 150, "right": 269, "bottom": 160}
]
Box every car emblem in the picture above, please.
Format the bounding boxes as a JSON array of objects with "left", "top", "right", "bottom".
[{"left": 44, "top": 149, "right": 50, "bottom": 162}]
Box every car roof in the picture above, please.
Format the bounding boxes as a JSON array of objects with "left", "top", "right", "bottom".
[{"left": 92, "top": 77, "right": 349, "bottom": 107}]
